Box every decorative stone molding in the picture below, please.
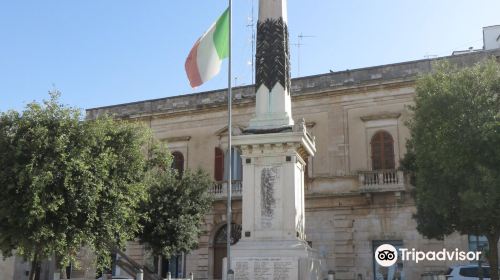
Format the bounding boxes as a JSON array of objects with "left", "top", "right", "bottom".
[
  {"left": 238, "top": 142, "right": 308, "bottom": 165},
  {"left": 162, "top": 136, "right": 190, "bottom": 170},
  {"left": 360, "top": 112, "right": 401, "bottom": 122},
  {"left": 162, "top": 136, "right": 191, "bottom": 143},
  {"left": 214, "top": 124, "right": 245, "bottom": 137},
  {"left": 234, "top": 131, "right": 316, "bottom": 158},
  {"left": 293, "top": 118, "right": 307, "bottom": 133},
  {"left": 305, "top": 121, "right": 316, "bottom": 128},
  {"left": 86, "top": 50, "right": 500, "bottom": 121}
]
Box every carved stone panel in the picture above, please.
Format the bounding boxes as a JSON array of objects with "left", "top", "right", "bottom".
[
  {"left": 233, "top": 257, "right": 297, "bottom": 280},
  {"left": 261, "top": 167, "right": 279, "bottom": 229}
]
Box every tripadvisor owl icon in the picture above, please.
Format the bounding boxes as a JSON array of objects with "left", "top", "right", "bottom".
[{"left": 375, "top": 244, "right": 398, "bottom": 267}]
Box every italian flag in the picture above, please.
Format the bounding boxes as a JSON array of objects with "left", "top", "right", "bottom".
[{"left": 185, "top": 8, "right": 229, "bottom": 88}]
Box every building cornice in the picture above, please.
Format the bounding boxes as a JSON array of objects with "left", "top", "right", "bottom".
[{"left": 86, "top": 50, "right": 500, "bottom": 120}]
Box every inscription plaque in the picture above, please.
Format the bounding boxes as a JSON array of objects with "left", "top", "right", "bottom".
[
  {"left": 233, "top": 257, "right": 297, "bottom": 280},
  {"left": 261, "top": 167, "right": 279, "bottom": 229}
]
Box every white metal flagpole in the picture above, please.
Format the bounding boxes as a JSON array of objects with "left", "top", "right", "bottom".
[{"left": 226, "top": 0, "right": 233, "bottom": 277}]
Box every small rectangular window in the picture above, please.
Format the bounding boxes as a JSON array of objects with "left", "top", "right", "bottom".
[
  {"left": 468, "top": 235, "right": 488, "bottom": 252},
  {"left": 214, "top": 147, "right": 224, "bottom": 181}
]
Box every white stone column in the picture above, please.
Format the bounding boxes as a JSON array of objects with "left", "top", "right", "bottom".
[{"left": 248, "top": 0, "right": 293, "bottom": 130}]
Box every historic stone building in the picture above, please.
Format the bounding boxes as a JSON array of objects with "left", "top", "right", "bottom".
[
  {"left": 84, "top": 48, "right": 500, "bottom": 280},
  {"left": 1, "top": 38, "right": 499, "bottom": 280}
]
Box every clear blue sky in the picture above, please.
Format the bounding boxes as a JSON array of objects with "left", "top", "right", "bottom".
[{"left": 1, "top": 0, "right": 499, "bottom": 112}]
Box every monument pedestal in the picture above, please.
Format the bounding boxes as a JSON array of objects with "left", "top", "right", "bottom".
[
  {"left": 231, "top": 122, "right": 322, "bottom": 280},
  {"left": 232, "top": 240, "right": 322, "bottom": 280}
]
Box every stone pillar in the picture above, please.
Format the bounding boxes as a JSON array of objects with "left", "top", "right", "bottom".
[
  {"left": 232, "top": 122, "right": 321, "bottom": 279},
  {"left": 238, "top": 136, "right": 311, "bottom": 242}
]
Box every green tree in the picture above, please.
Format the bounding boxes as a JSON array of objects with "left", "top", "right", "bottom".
[
  {"left": 404, "top": 59, "right": 500, "bottom": 279},
  {"left": 0, "top": 93, "right": 150, "bottom": 279},
  {"left": 139, "top": 144, "right": 213, "bottom": 266}
]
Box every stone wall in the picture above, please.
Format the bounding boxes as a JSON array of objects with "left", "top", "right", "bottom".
[
  {"left": 304, "top": 194, "right": 468, "bottom": 280},
  {"left": 0, "top": 257, "right": 15, "bottom": 280}
]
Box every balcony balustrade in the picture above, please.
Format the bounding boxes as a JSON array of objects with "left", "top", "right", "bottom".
[
  {"left": 358, "top": 169, "right": 408, "bottom": 193},
  {"left": 209, "top": 180, "right": 243, "bottom": 200}
]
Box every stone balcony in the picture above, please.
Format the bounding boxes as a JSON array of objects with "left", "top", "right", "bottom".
[
  {"left": 358, "top": 169, "right": 409, "bottom": 194},
  {"left": 209, "top": 180, "right": 243, "bottom": 200}
]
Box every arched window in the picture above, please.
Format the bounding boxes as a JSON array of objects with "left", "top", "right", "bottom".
[
  {"left": 171, "top": 151, "right": 184, "bottom": 176},
  {"left": 214, "top": 223, "right": 242, "bottom": 245},
  {"left": 371, "top": 131, "right": 395, "bottom": 170},
  {"left": 214, "top": 147, "right": 224, "bottom": 181}
]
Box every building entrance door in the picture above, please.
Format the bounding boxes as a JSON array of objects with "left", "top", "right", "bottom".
[{"left": 212, "top": 224, "right": 241, "bottom": 280}]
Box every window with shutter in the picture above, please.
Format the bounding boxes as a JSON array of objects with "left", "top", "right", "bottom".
[
  {"left": 371, "top": 131, "right": 395, "bottom": 170},
  {"left": 171, "top": 151, "right": 184, "bottom": 176},
  {"left": 214, "top": 147, "right": 224, "bottom": 181}
]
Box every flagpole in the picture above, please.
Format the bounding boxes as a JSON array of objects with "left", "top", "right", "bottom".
[{"left": 226, "top": 0, "right": 233, "bottom": 277}]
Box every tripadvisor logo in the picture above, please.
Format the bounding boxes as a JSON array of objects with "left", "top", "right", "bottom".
[
  {"left": 375, "top": 244, "right": 398, "bottom": 267},
  {"left": 375, "top": 244, "right": 482, "bottom": 267}
]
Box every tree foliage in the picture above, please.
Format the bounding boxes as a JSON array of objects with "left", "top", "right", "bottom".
[
  {"left": 0, "top": 93, "right": 150, "bottom": 278},
  {"left": 139, "top": 144, "right": 213, "bottom": 258},
  {"left": 0, "top": 93, "right": 215, "bottom": 279},
  {"left": 404, "top": 58, "right": 500, "bottom": 279}
]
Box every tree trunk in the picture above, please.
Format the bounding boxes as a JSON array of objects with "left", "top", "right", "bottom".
[
  {"left": 35, "top": 264, "right": 41, "bottom": 280},
  {"left": 55, "top": 254, "right": 67, "bottom": 279},
  {"left": 487, "top": 233, "right": 500, "bottom": 280},
  {"left": 158, "top": 255, "right": 163, "bottom": 277},
  {"left": 61, "top": 262, "right": 69, "bottom": 278},
  {"left": 28, "top": 254, "right": 39, "bottom": 280},
  {"left": 60, "top": 266, "right": 67, "bottom": 279}
]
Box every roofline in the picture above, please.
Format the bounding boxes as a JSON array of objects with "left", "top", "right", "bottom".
[
  {"left": 483, "top": 24, "right": 500, "bottom": 29},
  {"left": 86, "top": 49, "right": 500, "bottom": 112},
  {"left": 86, "top": 84, "right": 254, "bottom": 111}
]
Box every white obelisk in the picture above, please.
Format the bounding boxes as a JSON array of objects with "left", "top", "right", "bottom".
[
  {"left": 247, "top": 0, "right": 293, "bottom": 131},
  {"left": 231, "top": 1, "right": 322, "bottom": 279}
]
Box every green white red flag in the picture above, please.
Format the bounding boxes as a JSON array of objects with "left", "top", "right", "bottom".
[{"left": 185, "top": 8, "right": 229, "bottom": 88}]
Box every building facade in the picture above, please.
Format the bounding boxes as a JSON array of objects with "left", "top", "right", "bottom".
[
  {"left": 84, "top": 49, "right": 500, "bottom": 280},
  {"left": 1, "top": 49, "right": 499, "bottom": 280}
]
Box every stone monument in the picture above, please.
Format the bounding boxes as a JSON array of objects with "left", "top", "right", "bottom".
[{"left": 231, "top": 0, "right": 322, "bottom": 279}]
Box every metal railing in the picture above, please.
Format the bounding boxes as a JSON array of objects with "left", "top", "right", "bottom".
[
  {"left": 65, "top": 243, "right": 193, "bottom": 280},
  {"left": 209, "top": 180, "right": 243, "bottom": 199},
  {"left": 100, "top": 242, "right": 161, "bottom": 280}
]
